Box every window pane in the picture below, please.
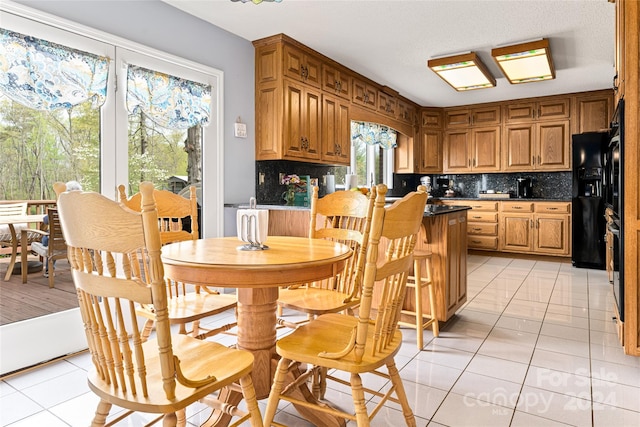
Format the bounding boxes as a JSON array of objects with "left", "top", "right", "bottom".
[
  {"left": 0, "top": 94, "right": 100, "bottom": 199},
  {"left": 127, "top": 111, "right": 191, "bottom": 193}
]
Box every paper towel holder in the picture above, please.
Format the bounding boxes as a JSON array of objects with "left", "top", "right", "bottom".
[{"left": 238, "top": 197, "right": 269, "bottom": 251}]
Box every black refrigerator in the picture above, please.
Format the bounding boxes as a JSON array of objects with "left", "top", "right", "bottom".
[{"left": 572, "top": 132, "right": 608, "bottom": 269}]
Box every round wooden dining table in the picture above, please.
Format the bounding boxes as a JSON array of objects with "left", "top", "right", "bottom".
[{"left": 161, "top": 236, "right": 351, "bottom": 397}]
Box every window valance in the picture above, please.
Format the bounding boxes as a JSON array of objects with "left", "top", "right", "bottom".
[
  {"left": 126, "top": 64, "right": 211, "bottom": 130},
  {"left": 0, "top": 27, "right": 110, "bottom": 110},
  {"left": 351, "top": 121, "right": 398, "bottom": 149}
]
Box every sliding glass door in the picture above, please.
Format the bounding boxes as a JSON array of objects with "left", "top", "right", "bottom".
[{"left": 0, "top": 6, "right": 223, "bottom": 374}]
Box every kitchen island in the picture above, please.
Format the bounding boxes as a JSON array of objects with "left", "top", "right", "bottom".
[{"left": 235, "top": 202, "right": 471, "bottom": 323}]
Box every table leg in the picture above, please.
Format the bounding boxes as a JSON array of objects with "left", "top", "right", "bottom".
[
  {"left": 236, "top": 287, "right": 278, "bottom": 399},
  {"left": 236, "top": 287, "right": 345, "bottom": 427}
]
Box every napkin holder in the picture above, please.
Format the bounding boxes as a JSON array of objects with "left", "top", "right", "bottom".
[{"left": 236, "top": 197, "right": 269, "bottom": 250}]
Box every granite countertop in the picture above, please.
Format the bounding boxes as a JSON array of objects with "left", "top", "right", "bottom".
[
  {"left": 225, "top": 202, "right": 471, "bottom": 216},
  {"left": 431, "top": 197, "right": 571, "bottom": 202}
]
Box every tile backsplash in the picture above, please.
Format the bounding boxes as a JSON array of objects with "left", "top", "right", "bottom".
[
  {"left": 256, "top": 160, "right": 571, "bottom": 203},
  {"left": 256, "top": 160, "right": 347, "bottom": 204},
  {"left": 394, "top": 172, "right": 572, "bottom": 199}
]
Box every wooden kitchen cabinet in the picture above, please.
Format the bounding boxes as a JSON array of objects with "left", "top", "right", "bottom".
[
  {"left": 445, "top": 105, "right": 501, "bottom": 128},
  {"left": 504, "top": 97, "right": 570, "bottom": 123},
  {"left": 321, "top": 63, "right": 351, "bottom": 100},
  {"left": 464, "top": 201, "right": 499, "bottom": 250},
  {"left": 422, "top": 108, "right": 443, "bottom": 128},
  {"left": 394, "top": 133, "right": 415, "bottom": 174},
  {"left": 397, "top": 98, "right": 416, "bottom": 125},
  {"left": 444, "top": 126, "right": 500, "bottom": 173},
  {"left": 267, "top": 209, "right": 309, "bottom": 237},
  {"left": 415, "top": 108, "right": 443, "bottom": 173},
  {"left": 575, "top": 91, "right": 614, "bottom": 134},
  {"left": 283, "top": 43, "right": 321, "bottom": 88},
  {"left": 413, "top": 210, "right": 468, "bottom": 321},
  {"left": 377, "top": 91, "right": 397, "bottom": 117},
  {"left": 352, "top": 77, "right": 377, "bottom": 110},
  {"left": 321, "top": 94, "right": 350, "bottom": 165},
  {"left": 440, "top": 200, "right": 498, "bottom": 250},
  {"left": 503, "top": 120, "right": 570, "bottom": 171},
  {"left": 417, "top": 128, "right": 442, "bottom": 173},
  {"left": 282, "top": 80, "right": 321, "bottom": 161},
  {"left": 500, "top": 201, "right": 570, "bottom": 256}
]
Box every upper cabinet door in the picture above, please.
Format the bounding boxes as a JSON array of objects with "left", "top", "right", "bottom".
[
  {"left": 445, "top": 109, "right": 471, "bottom": 127},
  {"left": 471, "top": 126, "right": 501, "bottom": 171},
  {"left": 321, "top": 94, "right": 350, "bottom": 165},
  {"left": 575, "top": 92, "right": 614, "bottom": 133},
  {"left": 537, "top": 98, "right": 570, "bottom": 121},
  {"left": 503, "top": 123, "right": 535, "bottom": 171},
  {"left": 321, "top": 64, "right": 351, "bottom": 100},
  {"left": 504, "top": 98, "right": 570, "bottom": 123},
  {"left": 422, "top": 108, "right": 443, "bottom": 128},
  {"left": 444, "top": 129, "right": 471, "bottom": 172},
  {"left": 283, "top": 44, "right": 321, "bottom": 88},
  {"left": 504, "top": 103, "right": 536, "bottom": 123},
  {"left": 536, "top": 120, "right": 570, "bottom": 170},
  {"left": 377, "top": 91, "right": 397, "bottom": 117},
  {"left": 283, "top": 80, "right": 321, "bottom": 161},
  {"left": 352, "top": 77, "right": 377, "bottom": 110},
  {"left": 471, "top": 106, "right": 501, "bottom": 126},
  {"left": 418, "top": 129, "right": 442, "bottom": 173}
]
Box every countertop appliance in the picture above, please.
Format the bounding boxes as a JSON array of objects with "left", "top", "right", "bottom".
[
  {"left": 516, "top": 178, "right": 533, "bottom": 198},
  {"left": 571, "top": 131, "right": 608, "bottom": 269}
]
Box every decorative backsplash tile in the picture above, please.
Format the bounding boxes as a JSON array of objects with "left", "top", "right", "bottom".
[
  {"left": 256, "top": 160, "right": 346, "bottom": 204},
  {"left": 256, "top": 160, "right": 571, "bottom": 203},
  {"left": 398, "top": 172, "right": 572, "bottom": 199}
]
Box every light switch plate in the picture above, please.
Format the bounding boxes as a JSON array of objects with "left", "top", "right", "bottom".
[{"left": 234, "top": 122, "right": 247, "bottom": 138}]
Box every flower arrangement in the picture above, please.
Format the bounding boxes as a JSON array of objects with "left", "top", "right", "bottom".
[{"left": 281, "top": 174, "right": 301, "bottom": 186}]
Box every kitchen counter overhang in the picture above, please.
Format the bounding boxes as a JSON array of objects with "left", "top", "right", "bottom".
[{"left": 227, "top": 202, "right": 472, "bottom": 217}]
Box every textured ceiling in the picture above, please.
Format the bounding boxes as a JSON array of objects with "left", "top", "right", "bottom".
[{"left": 163, "top": 0, "right": 616, "bottom": 107}]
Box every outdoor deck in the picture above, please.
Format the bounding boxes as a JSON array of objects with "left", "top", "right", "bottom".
[{"left": 0, "top": 255, "right": 77, "bottom": 326}]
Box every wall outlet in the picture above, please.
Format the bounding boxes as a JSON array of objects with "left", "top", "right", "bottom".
[{"left": 234, "top": 122, "right": 247, "bottom": 138}]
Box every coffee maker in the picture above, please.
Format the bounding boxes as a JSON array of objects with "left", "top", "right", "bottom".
[{"left": 516, "top": 178, "right": 533, "bottom": 198}]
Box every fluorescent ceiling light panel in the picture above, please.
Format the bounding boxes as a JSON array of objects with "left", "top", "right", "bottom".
[
  {"left": 428, "top": 52, "right": 496, "bottom": 91},
  {"left": 492, "top": 38, "right": 555, "bottom": 84}
]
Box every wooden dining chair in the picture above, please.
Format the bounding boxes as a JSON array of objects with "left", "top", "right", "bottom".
[
  {"left": 57, "top": 182, "right": 263, "bottom": 427},
  {"left": 264, "top": 184, "right": 428, "bottom": 427},
  {"left": 276, "top": 186, "right": 375, "bottom": 329},
  {"left": 20, "top": 182, "right": 69, "bottom": 286},
  {"left": 118, "top": 184, "right": 237, "bottom": 341},
  {"left": 21, "top": 207, "right": 66, "bottom": 287}
]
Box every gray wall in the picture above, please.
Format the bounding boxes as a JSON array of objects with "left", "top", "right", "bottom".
[{"left": 16, "top": 0, "right": 256, "bottom": 204}]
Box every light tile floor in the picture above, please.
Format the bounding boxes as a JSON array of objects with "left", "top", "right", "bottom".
[{"left": 2, "top": 254, "right": 640, "bottom": 426}]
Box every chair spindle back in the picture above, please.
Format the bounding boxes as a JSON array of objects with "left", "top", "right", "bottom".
[{"left": 59, "top": 182, "right": 179, "bottom": 400}]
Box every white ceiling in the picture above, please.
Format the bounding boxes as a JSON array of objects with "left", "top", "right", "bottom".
[{"left": 163, "top": 0, "right": 616, "bottom": 108}]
